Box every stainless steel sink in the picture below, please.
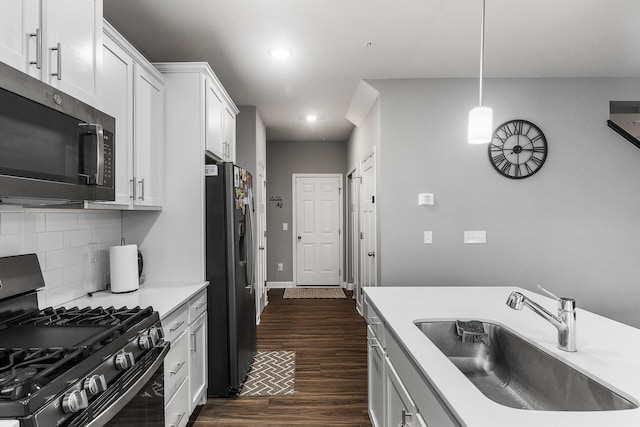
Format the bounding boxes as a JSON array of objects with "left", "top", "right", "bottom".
[{"left": 414, "top": 320, "right": 638, "bottom": 411}]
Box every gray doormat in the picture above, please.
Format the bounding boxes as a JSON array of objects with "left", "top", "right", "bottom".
[
  {"left": 239, "top": 351, "right": 296, "bottom": 396},
  {"left": 283, "top": 287, "right": 346, "bottom": 299}
]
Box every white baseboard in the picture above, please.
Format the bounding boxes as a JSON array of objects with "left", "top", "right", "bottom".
[
  {"left": 345, "top": 282, "right": 354, "bottom": 290},
  {"left": 267, "top": 281, "right": 295, "bottom": 288}
]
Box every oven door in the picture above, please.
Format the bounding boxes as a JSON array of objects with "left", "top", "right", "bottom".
[{"left": 66, "top": 342, "right": 170, "bottom": 427}]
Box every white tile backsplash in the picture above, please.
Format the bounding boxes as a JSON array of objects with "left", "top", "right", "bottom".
[{"left": 0, "top": 209, "right": 122, "bottom": 307}]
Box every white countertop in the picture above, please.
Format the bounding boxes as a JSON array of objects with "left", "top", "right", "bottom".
[
  {"left": 62, "top": 281, "right": 208, "bottom": 319},
  {"left": 364, "top": 286, "right": 640, "bottom": 426}
]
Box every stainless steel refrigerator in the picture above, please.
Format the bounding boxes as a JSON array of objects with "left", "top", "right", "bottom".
[{"left": 205, "top": 162, "right": 256, "bottom": 397}]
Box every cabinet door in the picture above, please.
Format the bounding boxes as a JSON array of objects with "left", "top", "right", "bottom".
[
  {"left": 0, "top": 0, "right": 41, "bottom": 79},
  {"left": 222, "top": 105, "right": 236, "bottom": 162},
  {"left": 42, "top": 0, "right": 102, "bottom": 105},
  {"left": 385, "top": 357, "right": 418, "bottom": 427},
  {"left": 96, "top": 33, "right": 134, "bottom": 206},
  {"left": 189, "top": 312, "right": 207, "bottom": 412},
  {"left": 205, "top": 79, "right": 224, "bottom": 159},
  {"left": 368, "top": 327, "right": 385, "bottom": 427},
  {"left": 133, "top": 63, "right": 164, "bottom": 207}
]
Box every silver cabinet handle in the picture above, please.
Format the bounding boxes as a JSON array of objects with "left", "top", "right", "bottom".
[
  {"left": 29, "top": 28, "right": 42, "bottom": 69},
  {"left": 195, "top": 301, "right": 206, "bottom": 309},
  {"left": 130, "top": 178, "right": 136, "bottom": 200},
  {"left": 138, "top": 178, "right": 145, "bottom": 200},
  {"left": 169, "top": 320, "right": 185, "bottom": 332},
  {"left": 170, "top": 412, "right": 186, "bottom": 427},
  {"left": 191, "top": 332, "right": 197, "bottom": 353},
  {"left": 170, "top": 360, "right": 186, "bottom": 375},
  {"left": 51, "top": 43, "right": 62, "bottom": 80}
]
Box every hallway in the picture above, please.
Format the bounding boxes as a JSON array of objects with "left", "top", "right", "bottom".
[{"left": 192, "top": 289, "right": 371, "bottom": 426}]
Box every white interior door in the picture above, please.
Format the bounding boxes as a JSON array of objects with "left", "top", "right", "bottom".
[
  {"left": 294, "top": 175, "right": 342, "bottom": 286},
  {"left": 256, "top": 163, "right": 267, "bottom": 320},
  {"left": 361, "top": 151, "right": 377, "bottom": 290}
]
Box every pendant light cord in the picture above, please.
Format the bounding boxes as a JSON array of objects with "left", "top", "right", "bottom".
[{"left": 478, "top": 0, "right": 486, "bottom": 106}]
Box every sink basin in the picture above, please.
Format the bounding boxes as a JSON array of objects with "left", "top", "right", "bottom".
[{"left": 414, "top": 320, "right": 638, "bottom": 411}]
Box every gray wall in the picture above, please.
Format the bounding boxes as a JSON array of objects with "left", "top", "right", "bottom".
[
  {"left": 365, "top": 77, "right": 640, "bottom": 327},
  {"left": 235, "top": 106, "right": 258, "bottom": 176},
  {"left": 266, "top": 140, "right": 347, "bottom": 282}
]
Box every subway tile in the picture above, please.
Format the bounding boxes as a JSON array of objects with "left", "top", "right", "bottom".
[
  {"left": 0, "top": 212, "right": 24, "bottom": 235},
  {"left": 92, "top": 227, "right": 122, "bottom": 244},
  {"left": 64, "top": 229, "right": 92, "bottom": 248},
  {"left": 24, "top": 232, "right": 64, "bottom": 253},
  {"left": 23, "top": 212, "right": 46, "bottom": 233},
  {"left": 43, "top": 268, "right": 64, "bottom": 289},
  {"left": 45, "top": 212, "right": 79, "bottom": 232},
  {"left": 0, "top": 235, "right": 23, "bottom": 257},
  {"left": 79, "top": 211, "right": 121, "bottom": 230},
  {"left": 45, "top": 247, "right": 80, "bottom": 270}
]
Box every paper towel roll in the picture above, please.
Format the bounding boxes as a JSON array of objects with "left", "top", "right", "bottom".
[{"left": 110, "top": 244, "right": 139, "bottom": 293}]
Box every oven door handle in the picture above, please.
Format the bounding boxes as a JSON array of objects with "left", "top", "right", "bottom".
[{"left": 86, "top": 342, "right": 170, "bottom": 427}]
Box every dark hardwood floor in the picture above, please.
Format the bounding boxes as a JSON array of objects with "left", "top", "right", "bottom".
[{"left": 191, "top": 288, "right": 372, "bottom": 426}]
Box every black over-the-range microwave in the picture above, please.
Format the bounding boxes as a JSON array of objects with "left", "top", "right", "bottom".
[{"left": 0, "top": 61, "right": 115, "bottom": 204}]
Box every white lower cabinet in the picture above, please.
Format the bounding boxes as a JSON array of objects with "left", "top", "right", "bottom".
[
  {"left": 165, "top": 378, "right": 189, "bottom": 427},
  {"left": 188, "top": 290, "right": 208, "bottom": 411},
  {"left": 368, "top": 325, "right": 385, "bottom": 427},
  {"left": 365, "top": 299, "right": 457, "bottom": 427},
  {"left": 161, "top": 289, "right": 208, "bottom": 426}
]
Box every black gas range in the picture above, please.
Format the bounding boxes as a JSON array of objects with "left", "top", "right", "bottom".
[{"left": 0, "top": 254, "right": 168, "bottom": 427}]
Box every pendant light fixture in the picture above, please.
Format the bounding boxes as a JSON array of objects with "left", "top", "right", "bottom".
[{"left": 468, "top": 0, "right": 493, "bottom": 144}]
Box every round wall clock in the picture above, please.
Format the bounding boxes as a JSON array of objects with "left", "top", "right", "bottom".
[{"left": 488, "top": 119, "right": 548, "bottom": 179}]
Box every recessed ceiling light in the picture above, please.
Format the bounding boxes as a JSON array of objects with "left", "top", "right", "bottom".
[
  {"left": 305, "top": 114, "right": 318, "bottom": 122},
  {"left": 270, "top": 47, "right": 292, "bottom": 59}
]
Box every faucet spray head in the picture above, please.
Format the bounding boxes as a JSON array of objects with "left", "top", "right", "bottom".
[{"left": 506, "top": 292, "right": 525, "bottom": 310}]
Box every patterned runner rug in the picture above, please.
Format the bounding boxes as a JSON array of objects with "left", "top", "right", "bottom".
[
  {"left": 239, "top": 351, "right": 296, "bottom": 396},
  {"left": 283, "top": 287, "right": 346, "bottom": 299}
]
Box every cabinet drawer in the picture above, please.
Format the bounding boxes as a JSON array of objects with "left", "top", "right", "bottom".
[
  {"left": 163, "top": 303, "right": 189, "bottom": 343},
  {"left": 165, "top": 376, "right": 189, "bottom": 427},
  {"left": 188, "top": 290, "right": 207, "bottom": 324},
  {"left": 164, "top": 330, "right": 189, "bottom": 405},
  {"left": 364, "top": 301, "right": 385, "bottom": 348},
  {"left": 386, "top": 330, "right": 460, "bottom": 427}
]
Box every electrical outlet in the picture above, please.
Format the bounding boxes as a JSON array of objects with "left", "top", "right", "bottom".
[
  {"left": 464, "top": 231, "right": 486, "bottom": 244},
  {"left": 89, "top": 243, "right": 99, "bottom": 264},
  {"left": 423, "top": 231, "right": 433, "bottom": 244},
  {"left": 277, "top": 263, "right": 283, "bottom": 271}
]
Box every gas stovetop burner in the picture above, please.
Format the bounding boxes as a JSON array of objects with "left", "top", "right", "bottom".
[{"left": 0, "top": 348, "right": 85, "bottom": 400}]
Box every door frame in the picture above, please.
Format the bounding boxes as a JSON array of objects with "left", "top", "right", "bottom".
[
  {"left": 360, "top": 148, "right": 377, "bottom": 294},
  {"left": 346, "top": 167, "right": 360, "bottom": 294},
  {"left": 291, "top": 173, "right": 344, "bottom": 287},
  {"left": 256, "top": 161, "right": 267, "bottom": 323}
]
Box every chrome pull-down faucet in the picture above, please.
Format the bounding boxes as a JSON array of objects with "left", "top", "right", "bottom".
[{"left": 506, "top": 286, "right": 577, "bottom": 352}]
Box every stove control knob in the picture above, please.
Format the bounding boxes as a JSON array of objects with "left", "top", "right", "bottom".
[
  {"left": 150, "top": 326, "right": 164, "bottom": 341},
  {"left": 138, "top": 334, "right": 154, "bottom": 350},
  {"left": 61, "top": 389, "right": 89, "bottom": 414},
  {"left": 83, "top": 374, "right": 107, "bottom": 396},
  {"left": 115, "top": 352, "right": 135, "bottom": 370}
]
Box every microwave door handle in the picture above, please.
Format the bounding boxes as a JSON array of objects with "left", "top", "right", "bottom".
[{"left": 79, "top": 124, "right": 104, "bottom": 185}]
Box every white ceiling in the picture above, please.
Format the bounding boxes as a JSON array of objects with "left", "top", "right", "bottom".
[{"left": 104, "top": 0, "right": 640, "bottom": 142}]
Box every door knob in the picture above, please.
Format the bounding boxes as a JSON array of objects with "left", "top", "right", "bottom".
[
  {"left": 259, "top": 246, "right": 265, "bottom": 250},
  {"left": 368, "top": 251, "right": 375, "bottom": 257},
  {"left": 297, "top": 236, "right": 301, "bottom": 241}
]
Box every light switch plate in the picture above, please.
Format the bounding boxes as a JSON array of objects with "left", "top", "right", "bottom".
[
  {"left": 418, "top": 193, "right": 434, "bottom": 206},
  {"left": 424, "top": 231, "right": 433, "bottom": 244},
  {"left": 464, "top": 230, "right": 486, "bottom": 244},
  {"left": 283, "top": 223, "right": 288, "bottom": 230}
]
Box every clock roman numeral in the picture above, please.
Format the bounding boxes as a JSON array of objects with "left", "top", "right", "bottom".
[{"left": 528, "top": 155, "right": 543, "bottom": 167}]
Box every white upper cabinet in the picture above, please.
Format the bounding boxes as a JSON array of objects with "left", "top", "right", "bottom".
[
  {"left": 93, "top": 21, "right": 165, "bottom": 210},
  {"left": 97, "top": 30, "right": 134, "bottom": 206},
  {"left": 205, "top": 78, "right": 224, "bottom": 159},
  {"left": 199, "top": 68, "right": 237, "bottom": 163},
  {"left": 133, "top": 63, "right": 164, "bottom": 207},
  {"left": 0, "top": 0, "right": 41, "bottom": 79},
  {"left": 0, "top": 0, "right": 102, "bottom": 106},
  {"left": 223, "top": 104, "right": 236, "bottom": 162}
]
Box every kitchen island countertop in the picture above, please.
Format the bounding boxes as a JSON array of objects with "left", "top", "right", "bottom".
[
  {"left": 364, "top": 286, "right": 640, "bottom": 426},
  {"left": 62, "top": 280, "right": 208, "bottom": 320}
]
